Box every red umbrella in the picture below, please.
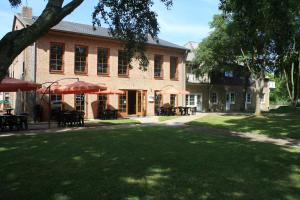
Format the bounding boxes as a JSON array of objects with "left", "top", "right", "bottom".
[
  {"left": 0, "top": 77, "right": 41, "bottom": 92},
  {"left": 92, "top": 89, "right": 125, "bottom": 95},
  {"left": 56, "top": 81, "right": 106, "bottom": 94},
  {"left": 36, "top": 84, "right": 63, "bottom": 94}
]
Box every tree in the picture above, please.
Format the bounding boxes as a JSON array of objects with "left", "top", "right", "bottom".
[
  {"left": 0, "top": 0, "right": 172, "bottom": 81},
  {"left": 193, "top": 15, "right": 250, "bottom": 112},
  {"left": 219, "top": 0, "right": 281, "bottom": 116},
  {"left": 271, "top": 0, "right": 300, "bottom": 110}
]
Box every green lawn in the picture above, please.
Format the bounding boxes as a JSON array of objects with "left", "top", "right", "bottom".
[
  {"left": 158, "top": 116, "right": 178, "bottom": 122},
  {"left": 88, "top": 119, "right": 141, "bottom": 125},
  {"left": 189, "top": 108, "right": 300, "bottom": 140},
  {"left": 0, "top": 127, "right": 299, "bottom": 199}
]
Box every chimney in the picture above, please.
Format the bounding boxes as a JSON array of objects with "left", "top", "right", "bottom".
[{"left": 22, "top": 6, "right": 32, "bottom": 18}]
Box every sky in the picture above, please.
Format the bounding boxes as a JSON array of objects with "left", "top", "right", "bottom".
[{"left": 0, "top": 0, "right": 220, "bottom": 46}]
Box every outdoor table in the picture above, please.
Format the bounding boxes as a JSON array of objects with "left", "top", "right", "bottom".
[
  {"left": 183, "top": 107, "right": 190, "bottom": 115},
  {"left": 177, "top": 107, "right": 185, "bottom": 116},
  {"left": 57, "top": 111, "right": 84, "bottom": 127},
  {"left": 0, "top": 114, "right": 28, "bottom": 131},
  {"left": 4, "top": 108, "right": 14, "bottom": 115}
]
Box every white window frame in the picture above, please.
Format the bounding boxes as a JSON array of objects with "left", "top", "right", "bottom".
[
  {"left": 211, "top": 92, "right": 218, "bottom": 104},
  {"left": 246, "top": 92, "right": 252, "bottom": 104},
  {"left": 224, "top": 71, "right": 234, "bottom": 78},
  {"left": 230, "top": 92, "right": 235, "bottom": 104}
]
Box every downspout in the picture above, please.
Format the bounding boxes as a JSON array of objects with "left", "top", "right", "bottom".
[
  {"left": 33, "top": 42, "right": 37, "bottom": 119},
  {"left": 182, "top": 50, "right": 189, "bottom": 106}
]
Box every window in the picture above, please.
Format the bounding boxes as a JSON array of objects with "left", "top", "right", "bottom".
[
  {"left": 170, "top": 94, "right": 177, "bottom": 107},
  {"left": 75, "top": 94, "right": 85, "bottom": 112},
  {"left": 51, "top": 94, "right": 63, "bottom": 110},
  {"left": 224, "top": 71, "right": 234, "bottom": 78},
  {"left": 75, "top": 46, "right": 88, "bottom": 73},
  {"left": 155, "top": 92, "right": 162, "bottom": 112},
  {"left": 119, "top": 94, "right": 127, "bottom": 112},
  {"left": 230, "top": 92, "right": 235, "bottom": 104},
  {"left": 186, "top": 95, "right": 196, "bottom": 106},
  {"left": 118, "top": 51, "right": 129, "bottom": 76},
  {"left": 98, "top": 95, "right": 108, "bottom": 111},
  {"left": 170, "top": 56, "right": 178, "bottom": 80},
  {"left": 154, "top": 55, "right": 163, "bottom": 78},
  {"left": 97, "top": 48, "right": 109, "bottom": 75},
  {"left": 50, "top": 43, "right": 64, "bottom": 72},
  {"left": 211, "top": 92, "right": 218, "bottom": 104},
  {"left": 246, "top": 93, "right": 252, "bottom": 104}
]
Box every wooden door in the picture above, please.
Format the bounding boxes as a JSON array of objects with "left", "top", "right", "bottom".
[{"left": 136, "top": 90, "right": 147, "bottom": 116}]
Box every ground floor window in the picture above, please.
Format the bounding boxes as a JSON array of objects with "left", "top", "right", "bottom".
[
  {"left": 246, "top": 92, "right": 252, "bottom": 104},
  {"left": 75, "top": 94, "right": 85, "bottom": 112},
  {"left": 98, "top": 95, "right": 108, "bottom": 111},
  {"left": 155, "top": 92, "right": 162, "bottom": 111},
  {"left": 119, "top": 94, "right": 127, "bottom": 112},
  {"left": 170, "top": 94, "right": 177, "bottom": 107},
  {"left": 211, "top": 92, "right": 218, "bottom": 104},
  {"left": 51, "top": 94, "right": 63, "bottom": 110},
  {"left": 186, "top": 94, "right": 195, "bottom": 106},
  {"left": 230, "top": 93, "right": 235, "bottom": 104}
]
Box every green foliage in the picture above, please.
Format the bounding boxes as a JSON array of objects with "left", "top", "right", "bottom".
[
  {"left": 92, "top": 0, "right": 173, "bottom": 68},
  {"left": 193, "top": 15, "right": 242, "bottom": 76},
  {"left": 269, "top": 74, "right": 289, "bottom": 104}
]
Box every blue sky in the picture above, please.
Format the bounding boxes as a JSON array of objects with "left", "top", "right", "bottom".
[{"left": 0, "top": 0, "right": 219, "bottom": 46}]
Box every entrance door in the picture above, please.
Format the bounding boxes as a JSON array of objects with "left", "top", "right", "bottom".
[
  {"left": 196, "top": 94, "right": 202, "bottom": 112},
  {"left": 136, "top": 90, "right": 147, "bottom": 116}
]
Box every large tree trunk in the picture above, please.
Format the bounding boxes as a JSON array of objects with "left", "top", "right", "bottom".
[
  {"left": 0, "top": 0, "right": 83, "bottom": 82},
  {"left": 283, "top": 61, "right": 298, "bottom": 111},
  {"left": 254, "top": 73, "right": 265, "bottom": 116}
]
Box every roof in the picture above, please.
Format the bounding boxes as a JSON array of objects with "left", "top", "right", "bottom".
[
  {"left": 184, "top": 41, "right": 199, "bottom": 61},
  {"left": 16, "top": 14, "right": 188, "bottom": 51}
]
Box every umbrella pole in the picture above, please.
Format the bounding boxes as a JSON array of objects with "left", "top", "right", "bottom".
[{"left": 48, "top": 88, "right": 51, "bottom": 129}]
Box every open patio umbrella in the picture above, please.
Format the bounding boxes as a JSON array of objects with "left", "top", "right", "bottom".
[
  {"left": 55, "top": 81, "right": 106, "bottom": 94},
  {"left": 92, "top": 89, "right": 125, "bottom": 95},
  {"left": 0, "top": 77, "right": 41, "bottom": 92},
  {"left": 36, "top": 84, "right": 63, "bottom": 94}
]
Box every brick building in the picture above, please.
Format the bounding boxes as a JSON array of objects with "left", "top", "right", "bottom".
[{"left": 9, "top": 7, "right": 188, "bottom": 120}]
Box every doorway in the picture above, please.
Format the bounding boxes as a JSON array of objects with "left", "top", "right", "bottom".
[{"left": 128, "top": 90, "right": 136, "bottom": 115}]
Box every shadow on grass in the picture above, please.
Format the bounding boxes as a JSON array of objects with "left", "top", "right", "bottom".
[
  {"left": 0, "top": 127, "right": 299, "bottom": 199},
  {"left": 190, "top": 109, "right": 300, "bottom": 140}
]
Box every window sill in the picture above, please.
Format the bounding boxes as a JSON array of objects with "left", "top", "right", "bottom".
[
  {"left": 170, "top": 78, "right": 179, "bottom": 81},
  {"left": 98, "top": 74, "right": 110, "bottom": 77},
  {"left": 74, "top": 72, "right": 88, "bottom": 76},
  {"left": 118, "top": 74, "right": 129, "bottom": 78},
  {"left": 50, "top": 71, "right": 64, "bottom": 75},
  {"left": 154, "top": 77, "right": 164, "bottom": 80}
]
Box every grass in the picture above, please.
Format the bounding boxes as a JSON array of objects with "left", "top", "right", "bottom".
[
  {"left": 189, "top": 107, "right": 300, "bottom": 140},
  {"left": 0, "top": 126, "right": 300, "bottom": 199},
  {"left": 158, "top": 116, "right": 178, "bottom": 122},
  {"left": 88, "top": 119, "right": 141, "bottom": 125}
]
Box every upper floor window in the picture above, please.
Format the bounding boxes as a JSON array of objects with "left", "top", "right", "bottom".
[
  {"left": 154, "top": 55, "right": 163, "bottom": 78},
  {"left": 50, "top": 43, "right": 64, "bottom": 72},
  {"left": 170, "top": 56, "right": 178, "bottom": 80},
  {"left": 97, "top": 48, "right": 109, "bottom": 75},
  {"left": 118, "top": 51, "right": 129, "bottom": 76},
  {"left": 75, "top": 45, "right": 88, "bottom": 73},
  {"left": 224, "top": 71, "right": 234, "bottom": 78}
]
